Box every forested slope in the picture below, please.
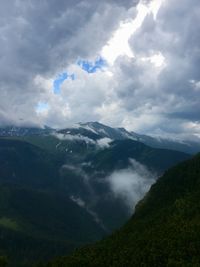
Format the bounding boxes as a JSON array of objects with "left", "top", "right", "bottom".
[{"left": 46, "top": 154, "right": 200, "bottom": 267}]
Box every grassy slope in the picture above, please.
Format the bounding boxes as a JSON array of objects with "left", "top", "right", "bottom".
[{"left": 47, "top": 154, "right": 200, "bottom": 267}]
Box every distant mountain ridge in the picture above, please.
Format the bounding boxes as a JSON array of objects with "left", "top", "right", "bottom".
[
  {"left": 58, "top": 122, "right": 200, "bottom": 154},
  {"left": 0, "top": 125, "right": 54, "bottom": 137},
  {"left": 78, "top": 122, "right": 136, "bottom": 140},
  {"left": 1, "top": 121, "right": 200, "bottom": 154}
]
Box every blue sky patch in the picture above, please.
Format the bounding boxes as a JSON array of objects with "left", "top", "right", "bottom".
[
  {"left": 53, "top": 72, "right": 75, "bottom": 94},
  {"left": 77, "top": 57, "right": 107, "bottom": 73},
  {"left": 36, "top": 102, "right": 49, "bottom": 113}
]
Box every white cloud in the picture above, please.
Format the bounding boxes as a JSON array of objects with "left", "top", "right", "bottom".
[
  {"left": 0, "top": 0, "right": 139, "bottom": 127},
  {"left": 97, "top": 138, "right": 112, "bottom": 148},
  {"left": 141, "top": 52, "right": 166, "bottom": 68},
  {"left": 101, "top": 0, "right": 165, "bottom": 65},
  {"left": 101, "top": 3, "right": 147, "bottom": 64},
  {"left": 190, "top": 80, "right": 200, "bottom": 91},
  {"left": 70, "top": 196, "right": 85, "bottom": 207},
  {"left": 1, "top": 0, "right": 200, "bottom": 140},
  {"left": 54, "top": 132, "right": 96, "bottom": 144},
  {"left": 107, "top": 159, "right": 155, "bottom": 211}
]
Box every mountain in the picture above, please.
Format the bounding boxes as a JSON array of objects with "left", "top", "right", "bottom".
[
  {"left": 0, "top": 126, "right": 54, "bottom": 137},
  {"left": 85, "top": 139, "right": 190, "bottom": 173},
  {"left": 57, "top": 121, "right": 200, "bottom": 154},
  {"left": 0, "top": 185, "right": 105, "bottom": 266},
  {"left": 46, "top": 153, "right": 200, "bottom": 267},
  {"left": 0, "top": 123, "right": 193, "bottom": 266},
  {"left": 0, "top": 139, "right": 105, "bottom": 266},
  {"left": 1, "top": 122, "right": 200, "bottom": 154},
  {"left": 78, "top": 122, "right": 135, "bottom": 140},
  {"left": 134, "top": 132, "right": 200, "bottom": 155},
  {"left": 13, "top": 135, "right": 190, "bottom": 232}
]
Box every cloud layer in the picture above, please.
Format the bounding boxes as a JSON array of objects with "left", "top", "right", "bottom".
[
  {"left": 107, "top": 159, "right": 155, "bottom": 211},
  {"left": 1, "top": 0, "right": 200, "bottom": 139},
  {"left": 0, "top": 0, "right": 138, "bottom": 126}
]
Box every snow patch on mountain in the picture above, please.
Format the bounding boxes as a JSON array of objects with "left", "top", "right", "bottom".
[{"left": 78, "top": 124, "right": 98, "bottom": 134}]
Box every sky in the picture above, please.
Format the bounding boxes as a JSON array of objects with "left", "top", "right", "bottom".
[{"left": 0, "top": 0, "right": 200, "bottom": 139}]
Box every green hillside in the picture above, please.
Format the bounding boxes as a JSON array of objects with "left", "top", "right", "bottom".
[
  {"left": 86, "top": 139, "right": 190, "bottom": 173},
  {"left": 0, "top": 138, "right": 62, "bottom": 189},
  {"left": 0, "top": 186, "right": 104, "bottom": 266},
  {"left": 46, "top": 154, "right": 200, "bottom": 267},
  {"left": 0, "top": 137, "right": 193, "bottom": 266},
  {"left": 0, "top": 139, "right": 105, "bottom": 266}
]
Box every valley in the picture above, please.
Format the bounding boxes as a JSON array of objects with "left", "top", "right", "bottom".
[{"left": 0, "top": 122, "right": 193, "bottom": 266}]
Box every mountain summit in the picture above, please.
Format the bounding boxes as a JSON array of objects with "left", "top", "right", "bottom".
[{"left": 57, "top": 122, "right": 200, "bottom": 154}]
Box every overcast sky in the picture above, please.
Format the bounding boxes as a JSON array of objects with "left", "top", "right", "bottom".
[{"left": 1, "top": 0, "right": 200, "bottom": 138}]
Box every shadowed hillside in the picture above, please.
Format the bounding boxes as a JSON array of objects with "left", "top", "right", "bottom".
[{"left": 46, "top": 154, "right": 200, "bottom": 267}]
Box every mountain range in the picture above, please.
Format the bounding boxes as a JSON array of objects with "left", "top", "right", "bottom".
[
  {"left": 1, "top": 121, "right": 200, "bottom": 154},
  {"left": 0, "top": 122, "right": 197, "bottom": 266}
]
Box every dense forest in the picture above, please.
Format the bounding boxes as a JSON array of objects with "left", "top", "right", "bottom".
[{"left": 44, "top": 154, "right": 200, "bottom": 267}]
